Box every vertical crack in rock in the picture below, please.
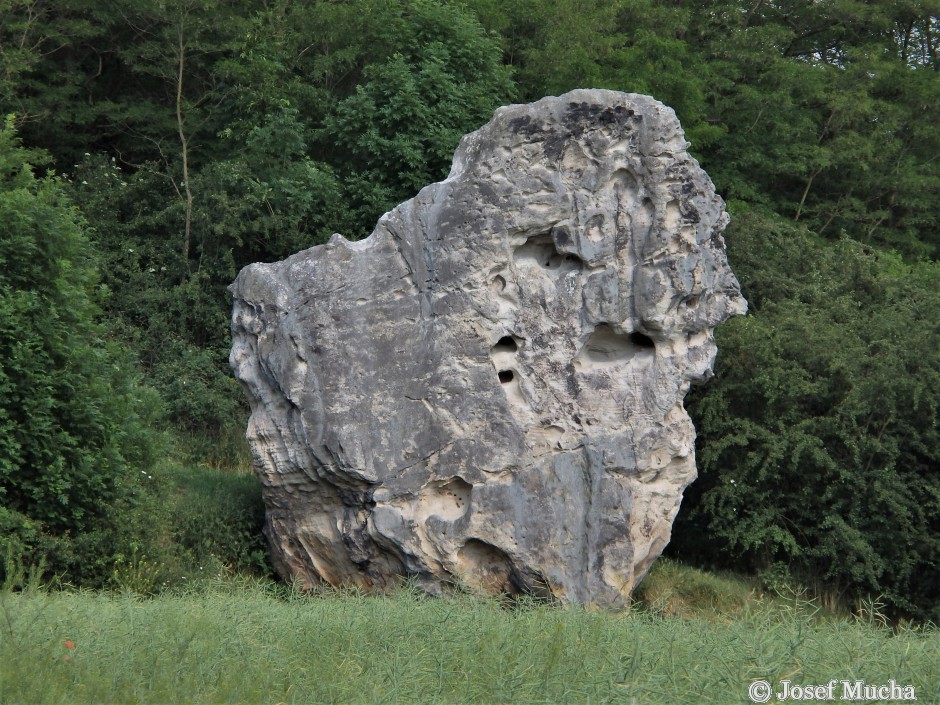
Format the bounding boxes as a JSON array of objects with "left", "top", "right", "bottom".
[{"left": 229, "top": 89, "right": 747, "bottom": 606}]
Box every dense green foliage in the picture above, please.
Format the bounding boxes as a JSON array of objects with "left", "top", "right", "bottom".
[
  {"left": 0, "top": 121, "right": 163, "bottom": 584},
  {"left": 0, "top": 0, "right": 938, "bottom": 619},
  {"left": 2, "top": 570, "right": 938, "bottom": 705},
  {"left": 0, "top": 126, "right": 266, "bottom": 586},
  {"left": 673, "top": 211, "right": 940, "bottom": 620}
]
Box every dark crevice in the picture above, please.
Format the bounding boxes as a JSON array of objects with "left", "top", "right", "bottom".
[
  {"left": 513, "top": 233, "right": 582, "bottom": 272},
  {"left": 575, "top": 324, "right": 656, "bottom": 368},
  {"left": 494, "top": 335, "right": 518, "bottom": 353},
  {"left": 629, "top": 331, "right": 655, "bottom": 349}
]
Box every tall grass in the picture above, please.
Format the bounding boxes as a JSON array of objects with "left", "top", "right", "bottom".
[{"left": 2, "top": 572, "right": 937, "bottom": 705}]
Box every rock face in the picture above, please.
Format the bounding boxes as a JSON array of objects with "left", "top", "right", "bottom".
[{"left": 229, "top": 89, "right": 746, "bottom": 606}]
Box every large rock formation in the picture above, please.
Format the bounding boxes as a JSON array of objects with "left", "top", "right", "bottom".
[{"left": 229, "top": 89, "right": 746, "bottom": 606}]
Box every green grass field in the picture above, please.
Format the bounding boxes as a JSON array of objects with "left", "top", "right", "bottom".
[{"left": 2, "top": 560, "right": 938, "bottom": 705}]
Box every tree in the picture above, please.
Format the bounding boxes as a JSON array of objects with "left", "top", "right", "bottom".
[
  {"left": 0, "top": 119, "right": 161, "bottom": 582},
  {"left": 317, "top": 0, "right": 515, "bottom": 233},
  {"left": 682, "top": 0, "right": 940, "bottom": 257},
  {"left": 0, "top": 0, "right": 103, "bottom": 158},
  {"left": 672, "top": 210, "right": 940, "bottom": 619}
]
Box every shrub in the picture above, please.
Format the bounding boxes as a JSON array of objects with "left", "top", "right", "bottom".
[
  {"left": 672, "top": 210, "right": 940, "bottom": 621},
  {"left": 0, "top": 119, "right": 163, "bottom": 586}
]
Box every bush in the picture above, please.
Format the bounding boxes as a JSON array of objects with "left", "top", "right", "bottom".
[
  {"left": 671, "top": 209, "right": 940, "bottom": 621},
  {"left": 0, "top": 119, "right": 163, "bottom": 586}
]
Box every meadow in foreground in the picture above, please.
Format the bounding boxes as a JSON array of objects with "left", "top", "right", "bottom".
[{"left": 1, "top": 561, "right": 938, "bottom": 705}]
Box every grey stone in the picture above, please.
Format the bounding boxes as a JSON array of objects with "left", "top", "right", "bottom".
[{"left": 229, "top": 89, "right": 746, "bottom": 606}]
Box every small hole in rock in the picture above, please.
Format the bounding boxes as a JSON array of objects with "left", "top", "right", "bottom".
[
  {"left": 514, "top": 234, "right": 582, "bottom": 273},
  {"left": 498, "top": 370, "right": 515, "bottom": 384},
  {"left": 494, "top": 336, "right": 518, "bottom": 352},
  {"left": 630, "top": 331, "right": 655, "bottom": 349}
]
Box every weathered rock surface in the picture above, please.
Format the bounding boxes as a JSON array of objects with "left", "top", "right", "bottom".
[{"left": 229, "top": 89, "right": 746, "bottom": 606}]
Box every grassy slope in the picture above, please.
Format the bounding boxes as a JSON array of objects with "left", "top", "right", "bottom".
[{"left": 2, "top": 562, "right": 938, "bottom": 705}]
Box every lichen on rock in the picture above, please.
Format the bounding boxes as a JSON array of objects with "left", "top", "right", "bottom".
[{"left": 229, "top": 89, "right": 746, "bottom": 606}]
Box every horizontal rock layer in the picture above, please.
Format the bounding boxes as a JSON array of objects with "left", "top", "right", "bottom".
[{"left": 230, "top": 89, "right": 746, "bottom": 606}]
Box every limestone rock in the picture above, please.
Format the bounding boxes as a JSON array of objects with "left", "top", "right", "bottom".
[{"left": 229, "top": 89, "right": 746, "bottom": 606}]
